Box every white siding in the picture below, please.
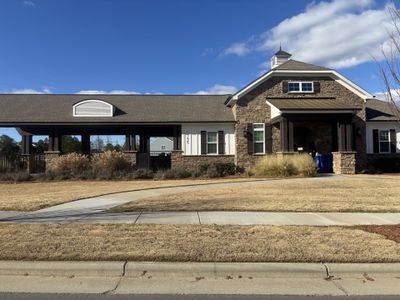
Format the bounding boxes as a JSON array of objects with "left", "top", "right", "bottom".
[
  {"left": 182, "top": 123, "right": 235, "bottom": 155},
  {"left": 366, "top": 122, "right": 400, "bottom": 153}
]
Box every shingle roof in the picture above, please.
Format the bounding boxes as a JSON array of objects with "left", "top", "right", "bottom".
[
  {"left": 267, "top": 98, "right": 362, "bottom": 110},
  {"left": 274, "top": 59, "right": 331, "bottom": 71},
  {"left": 366, "top": 98, "right": 399, "bottom": 121},
  {"left": 274, "top": 48, "right": 291, "bottom": 57},
  {"left": 0, "top": 94, "right": 235, "bottom": 124}
]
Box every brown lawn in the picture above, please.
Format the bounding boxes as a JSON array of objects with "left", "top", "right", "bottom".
[
  {"left": 0, "top": 224, "right": 399, "bottom": 262},
  {"left": 114, "top": 175, "right": 400, "bottom": 213},
  {"left": 0, "top": 178, "right": 252, "bottom": 211}
]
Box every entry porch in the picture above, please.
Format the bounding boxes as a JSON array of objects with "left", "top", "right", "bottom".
[{"left": 16, "top": 124, "right": 183, "bottom": 173}]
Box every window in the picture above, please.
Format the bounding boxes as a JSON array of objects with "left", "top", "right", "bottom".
[
  {"left": 207, "top": 132, "right": 218, "bottom": 154},
  {"left": 253, "top": 123, "right": 265, "bottom": 154},
  {"left": 379, "top": 130, "right": 390, "bottom": 153},
  {"left": 288, "top": 81, "right": 314, "bottom": 93}
]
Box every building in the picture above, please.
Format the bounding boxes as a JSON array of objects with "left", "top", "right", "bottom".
[{"left": 0, "top": 49, "right": 399, "bottom": 174}]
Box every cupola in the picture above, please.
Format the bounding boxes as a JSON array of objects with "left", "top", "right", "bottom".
[{"left": 271, "top": 47, "right": 292, "bottom": 69}]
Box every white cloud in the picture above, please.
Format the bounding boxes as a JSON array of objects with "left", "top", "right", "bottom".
[
  {"left": 224, "top": 0, "right": 395, "bottom": 69},
  {"left": 222, "top": 42, "right": 251, "bottom": 57},
  {"left": 3, "top": 88, "right": 51, "bottom": 94},
  {"left": 374, "top": 90, "right": 400, "bottom": 103},
  {"left": 76, "top": 90, "right": 139, "bottom": 95},
  {"left": 192, "top": 84, "right": 237, "bottom": 95},
  {"left": 23, "top": 1, "right": 35, "bottom": 7}
]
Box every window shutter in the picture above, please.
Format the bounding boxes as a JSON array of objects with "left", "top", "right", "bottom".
[
  {"left": 265, "top": 123, "right": 273, "bottom": 154},
  {"left": 390, "top": 129, "right": 397, "bottom": 153},
  {"left": 247, "top": 123, "right": 254, "bottom": 155},
  {"left": 201, "top": 131, "right": 207, "bottom": 155},
  {"left": 218, "top": 131, "right": 225, "bottom": 155},
  {"left": 373, "top": 129, "right": 379, "bottom": 153},
  {"left": 313, "top": 81, "right": 320, "bottom": 93},
  {"left": 282, "top": 81, "right": 288, "bottom": 93}
]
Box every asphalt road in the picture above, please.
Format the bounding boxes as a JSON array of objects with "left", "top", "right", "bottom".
[{"left": 1, "top": 294, "right": 399, "bottom": 300}]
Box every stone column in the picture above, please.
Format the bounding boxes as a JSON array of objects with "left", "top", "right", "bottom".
[
  {"left": 44, "top": 151, "right": 61, "bottom": 172},
  {"left": 332, "top": 151, "right": 356, "bottom": 174},
  {"left": 171, "top": 150, "right": 184, "bottom": 170}
]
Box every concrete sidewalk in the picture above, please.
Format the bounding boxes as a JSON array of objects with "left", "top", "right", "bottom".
[
  {"left": 2, "top": 210, "right": 400, "bottom": 226},
  {"left": 1, "top": 261, "right": 400, "bottom": 295}
]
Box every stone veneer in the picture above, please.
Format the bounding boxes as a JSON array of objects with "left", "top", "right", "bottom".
[
  {"left": 44, "top": 151, "right": 61, "bottom": 171},
  {"left": 171, "top": 150, "right": 235, "bottom": 171},
  {"left": 122, "top": 151, "right": 137, "bottom": 168},
  {"left": 232, "top": 76, "right": 367, "bottom": 171},
  {"left": 332, "top": 152, "right": 356, "bottom": 174}
]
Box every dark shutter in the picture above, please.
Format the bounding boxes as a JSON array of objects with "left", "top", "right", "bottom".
[
  {"left": 313, "top": 81, "right": 320, "bottom": 93},
  {"left": 218, "top": 131, "right": 225, "bottom": 155},
  {"left": 247, "top": 123, "right": 254, "bottom": 155},
  {"left": 201, "top": 131, "right": 207, "bottom": 155},
  {"left": 265, "top": 123, "right": 273, "bottom": 154},
  {"left": 282, "top": 81, "right": 288, "bottom": 93},
  {"left": 373, "top": 129, "right": 379, "bottom": 153},
  {"left": 390, "top": 129, "right": 397, "bottom": 153}
]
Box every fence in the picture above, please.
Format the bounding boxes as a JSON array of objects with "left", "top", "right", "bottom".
[{"left": 0, "top": 155, "right": 46, "bottom": 173}]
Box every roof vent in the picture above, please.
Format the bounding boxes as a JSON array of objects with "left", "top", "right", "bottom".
[
  {"left": 73, "top": 99, "right": 115, "bottom": 117},
  {"left": 271, "top": 47, "right": 292, "bottom": 69}
]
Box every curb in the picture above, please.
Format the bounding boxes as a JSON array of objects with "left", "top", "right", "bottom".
[
  {"left": 1, "top": 261, "right": 400, "bottom": 278},
  {"left": 125, "top": 262, "right": 327, "bottom": 278},
  {"left": 0, "top": 261, "right": 125, "bottom": 277}
]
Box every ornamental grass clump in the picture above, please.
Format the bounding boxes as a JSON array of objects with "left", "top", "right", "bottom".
[
  {"left": 254, "top": 154, "right": 317, "bottom": 177},
  {"left": 48, "top": 153, "right": 90, "bottom": 179},
  {"left": 91, "top": 150, "right": 132, "bottom": 179}
]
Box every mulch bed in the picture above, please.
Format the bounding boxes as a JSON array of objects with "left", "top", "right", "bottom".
[{"left": 356, "top": 225, "right": 400, "bottom": 243}]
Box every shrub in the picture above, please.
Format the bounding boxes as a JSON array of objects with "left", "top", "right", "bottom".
[
  {"left": 290, "top": 154, "right": 318, "bottom": 177},
  {"left": 91, "top": 151, "right": 131, "bottom": 179},
  {"left": 0, "top": 171, "right": 31, "bottom": 182},
  {"left": 156, "top": 168, "right": 192, "bottom": 179},
  {"left": 129, "top": 168, "right": 154, "bottom": 179},
  {"left": 197, "top": 162, "right": 236, "bottom": 178},
  {"left": 253, "top": 154, "right": 317, "bottom": 177},
  {"left": 47, "top": 153, "right": 90, "bottom": 178}
]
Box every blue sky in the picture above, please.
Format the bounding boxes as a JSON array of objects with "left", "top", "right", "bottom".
[{"left": 0, "top": 0, "right": 394, "bottom": 141}]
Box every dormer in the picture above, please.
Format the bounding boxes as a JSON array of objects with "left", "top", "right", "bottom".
[
  {"left": 73, "top": 99, "right": 115, "bottom": 117},
  {"left": 271, "top": 47, "right": 292, "bottom": 69}
]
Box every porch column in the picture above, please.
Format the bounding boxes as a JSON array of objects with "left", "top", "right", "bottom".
[
  {"left": 48, "top": 129, "right": 62, "bottom": 152},
  {"left": 280, "top": 118, "right": 293, "bottom": 152},
  {"left": 81, "top": 134, "right": 91, "bottom": 154},
  {"left": 173, "top": 125, "right": 182, "bottom": 151},
  {"left": 337, "top": 122, "right": 353, "bottom": 151},
  {"left": 123, "top": 129, "right": 137, "bottom": 168},
  {"left": 21, "top": 134, "right": 35, "bottom": 174}
]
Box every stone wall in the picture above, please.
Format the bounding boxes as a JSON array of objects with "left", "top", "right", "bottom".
[
  {"left": 171, "top": 150, "right": 235, "bottom": 171},
  {"left": 233, "top": 76, "right": 366, "bottom": 171},
  {"left": 332, "top": 152, "right": 356, "bottom": 174}
]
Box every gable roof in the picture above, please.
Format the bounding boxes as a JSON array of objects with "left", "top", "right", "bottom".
[
  {"left": 227, "top": 59, "right": 373, "bottom": 106},
  {"left": 274, "top": 59, "right": 331, "bottom": 71},
  {"left": 0, "top": 94, "right": 235, "bottom": 125},
  {"left": 366, "top": 98, "right": 400, "bottom": 122}
]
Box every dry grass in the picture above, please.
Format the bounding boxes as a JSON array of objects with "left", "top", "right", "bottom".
[
  {"left": 0, "top": 178, "right": 252, "bottom": 211},
  {"left": 116, "top": 175, "right": 400, "bottom": 213},
  {"left": 0, "top": 224, "right": 398, "bottom": 262}
]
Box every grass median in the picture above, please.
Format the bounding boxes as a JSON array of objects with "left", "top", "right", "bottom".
[
  {"left": 0, "top": 178, "right": 252, "bottom": 211},
  {"left": 112, "top": 175, "right": 400, "bottom": 213},
  {"left": 0, "top": 224, "right": 399, "bottom": 262}
]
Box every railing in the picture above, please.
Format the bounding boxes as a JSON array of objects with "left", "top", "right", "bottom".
[
  {"left": 149, "top": 151, "right": 172, "bottom": 157},
  {"left": 0, "top": 154, "right": 46, "bottom": 173}
]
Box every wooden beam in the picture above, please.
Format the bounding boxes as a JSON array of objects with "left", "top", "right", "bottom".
[{"left": 280, "top": 118, "right": 288, "bottom": 152}]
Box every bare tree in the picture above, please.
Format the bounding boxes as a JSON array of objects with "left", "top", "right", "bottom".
[{"left": 379, "top": 4, "right": 400, "bottom": 122}]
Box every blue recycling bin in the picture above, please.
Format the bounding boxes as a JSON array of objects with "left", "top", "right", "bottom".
[{"left": 315, "top": 154, "right": 333, "bottom": 173}]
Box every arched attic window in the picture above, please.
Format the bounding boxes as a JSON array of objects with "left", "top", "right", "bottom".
[{"left": 73, "top": 100, "right": 115, "bottom": 117}]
